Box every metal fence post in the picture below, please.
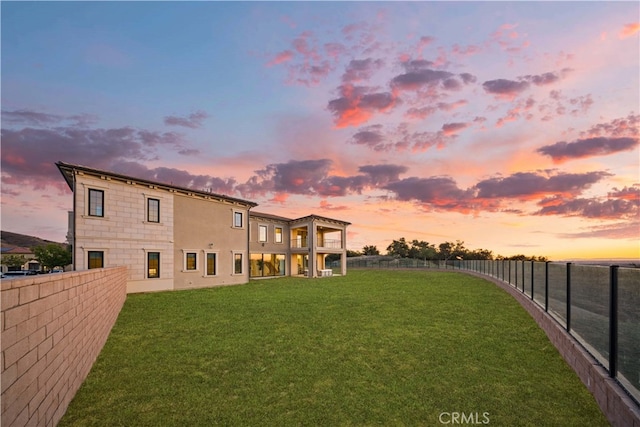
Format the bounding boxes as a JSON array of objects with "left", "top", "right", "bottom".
[
  {"left": 521, "top": 260, "right": 525, "bottom": 293},
  {"left": 530, "top": 260, "right": 535, "bottom": 300},
  {"left": 545, "top": 261, "right": 549, "bottom": 312},
  {"left": 609, "top": 265, "right": 619, "bottom": 378},
  {"left": 566, "top": 262, "right": 572, "bottom": 332}
]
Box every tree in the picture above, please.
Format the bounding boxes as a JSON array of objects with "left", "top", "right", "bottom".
[
  {"left": 362, "top": 245, "right": 380, "bottom": 256},
  {"left": 468, "top": 248, "right": 494, "bottom": 260},
  {"left": 410, "top": 240, "right": 437, "bottom": 260},
  {"left": 2, "top": 254, "right": 27, "bottom": 270},
  {"left": 386, "top": 238, "right": 410, "bottom": 258},
  {"left": 438, "top": 240, "right": 467, "bottom": 260},
  {"left": 503, "top": 254, "right": 549, "bottom": 261},
  {"left": 33, "top": 244, "right": 72, "bottom": 271}
]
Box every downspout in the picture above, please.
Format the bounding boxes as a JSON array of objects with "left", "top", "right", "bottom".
[
  {"left": 72, "top": 168, "right": 77, "bottom": 271},
  {"left": 247, "top": 205, "right": 253, "bottom": 282}
]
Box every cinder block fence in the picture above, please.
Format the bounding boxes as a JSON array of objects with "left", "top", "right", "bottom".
[{"left": 1, "top": 267, "right": 127, "bottom": 427}]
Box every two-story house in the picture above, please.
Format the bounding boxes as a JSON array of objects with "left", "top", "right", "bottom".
[
  {"left": 248, "top": 211, "right": 349, "bottom": 279},
  {"left": 57, "top": 162, "right": 349, "bottom": 293}
]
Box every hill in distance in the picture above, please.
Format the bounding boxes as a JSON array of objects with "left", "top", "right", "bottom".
[{"left": 1, "top": 231, "right": 67, "bottom": 249}]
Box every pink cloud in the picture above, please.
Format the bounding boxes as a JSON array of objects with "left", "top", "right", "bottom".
[
  {"left": 327, "top": 84, "right": 398, "bottom": 128},
  {"left": 415, "top": 36, "right": 435, "bottom": 58},
  {"left": 619, "top": 22, "right": 640, "bottom": 39},
  {"left": 537, "top": 137, "right": 639, "bottom": 163},
  {"left": 441, "top": 122, "right": 469, "bottom": 136},
  {"left": 482, "top": 79, "right": 529, "bottom": 100},
  {"left": 164, "top": 111, "right": 209, "bottom": 129},
  {"left": 267, "top": 50, "right": 294, "bottom": 66},
  {"left": 319, "top": 200, "right": 349, "bottom": 211},
  {"left": 475, "top": 171, "right": 610, "bottom": 201},
  {"left": 580, "top": 114, "right": 640, "bottom": 138},
  {"left": 452, "top": 44, "right": 482, "bottom": 57},
  {"left": 437, "top": 99, "right": 468, "bottom": 112},
  {"left": 341, "top": 58, "right": 385, "bottom": 83},
  {"left": 495, "top": 97, "right": 535, "bottom": 127},
  {"left": 405, "top": 106, "right": 436, "bottom": 120},
  {"left": 536, "top": 191, "right": 639, "bottom": 220}
]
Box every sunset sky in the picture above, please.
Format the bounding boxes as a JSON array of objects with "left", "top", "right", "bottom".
[{"left": 2, "top": 1, "right": 639, "bottom": 260}]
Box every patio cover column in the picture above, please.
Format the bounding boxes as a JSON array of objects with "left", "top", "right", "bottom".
[
  {"left": 310, "top": 221, "right": 317, "bottom": 277},
  {"left": 341, "top": 227, "right": 347, "bottom": 276}
]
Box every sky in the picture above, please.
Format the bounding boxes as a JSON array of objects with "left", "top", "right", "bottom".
[{"left": 1, "top": 1, "right": 639, "bottom": 261}]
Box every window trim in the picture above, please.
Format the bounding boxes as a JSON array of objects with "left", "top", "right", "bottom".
[
  {"left": 232, "top": 251, "right": 244, "bottom": 275},
  {"left": 182, "top": 250, "right": 199, "bottom": 272},
  {"left": 204, "top": 251, "right": 218, "bottom": 277},
  {"left": 88, "top": 188, "right": 105, "bottom": 217},
  {"left": 147, "top": 251, "right": 160, "bottom": 279},
  {"left": 87, "top": 250, "right": 104, "bottom": 269},
  {"left": 258, "top": 224, "right": 268, "bottom": 243},
  {"left": 232, "top": 210, "right": 244, "bottom": 229},
  {"left": 147, "top": 197, "right": 160, "bottom": 223}
]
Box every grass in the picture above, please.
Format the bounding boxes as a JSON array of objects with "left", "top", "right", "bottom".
[{"left": 59, "top": 270, "right": 608, "bottom": 426}]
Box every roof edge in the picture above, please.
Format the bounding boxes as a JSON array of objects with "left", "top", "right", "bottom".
[{"left": 55, "top": 161, "right": 258, "bottom": 208}]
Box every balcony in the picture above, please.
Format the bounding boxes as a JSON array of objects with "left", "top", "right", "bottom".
[
  {"left": 291, "top": 238, "right": 308, "bottom": 249},
  {"left": 318, "top": 238, "right": 342, "bottom": 249},
  {"left": 291, "top": 238, "right": 342, "bottom": 249}
]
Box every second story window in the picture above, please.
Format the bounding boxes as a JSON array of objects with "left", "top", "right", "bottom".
[
  {"left": 234, "top": 211, "right": 243, "bottom": 228},
  {"left": 275, "top": 227, "right": 283, "bottom": 243},
  {"left": 259, "top": 225, "right": 267, "bottom": 242},
  {"left": 147, "top": 198, "right": 160, "bottom": 223},
  {"left": 88, "top": 189, "right": 104, "bottom": 217}
]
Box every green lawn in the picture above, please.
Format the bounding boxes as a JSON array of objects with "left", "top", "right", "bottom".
[{"left": 60, "top": 270, "right": 608, "bottom": 426}]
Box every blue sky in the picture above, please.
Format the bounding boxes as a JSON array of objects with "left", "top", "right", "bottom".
[{"left": 2, "top": 1, "right": 639, "bottom": 259}]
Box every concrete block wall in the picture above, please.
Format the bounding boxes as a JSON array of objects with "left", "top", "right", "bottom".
[
  {"left": 466, "top": 271, "right": 640, "bottom": 427},
  {"left": 1, "top": 267, "right": 127, "bottom": 427}
]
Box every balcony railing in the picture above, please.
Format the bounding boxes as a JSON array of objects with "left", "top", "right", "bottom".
[
  {"left": 290, "top": 238, "right": 343, "bottom": 249},
  {"left": 291, "top": 238, "right": 308, "bottom": 248},
  {"left": 318, "top": 239, "right": 342, "bottom": 249}
]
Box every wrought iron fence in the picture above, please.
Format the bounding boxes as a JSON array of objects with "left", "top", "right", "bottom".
[{"left": 346, "top": 258, "right": 640, "bottom": 404}]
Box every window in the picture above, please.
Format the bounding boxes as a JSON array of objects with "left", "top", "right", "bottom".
[
  {"left": 275, "top": 227, "right": 283, "bottom": 243},
  {"left": 147, "top": 198, "right": 160, "bottom": 223},
  {"left": 185, "top": 252, "right": 197, "bottom": 271},
  {"left": 259, "top": 225, "right": 267, "bottom": 242},
  {"left": 88, "top": 189, "right": 104, "bottom": 217},
  {"left": 234, "top": 211, "right": 244, "bottom": 228},
  {"left": 234, "top": 253, "right": 243, "bottom": 275},
  {"left": 148, "top": 252, "right": 160, "bottom": 278},
  {"left": 88, "top": 251, "right": 104, "bottom": 269},
  {"left": 206, "top": 253, "right": 217, "bottom": 276},
  {"left": 250, "top": 253, "right": 286, "bottom": 278}
]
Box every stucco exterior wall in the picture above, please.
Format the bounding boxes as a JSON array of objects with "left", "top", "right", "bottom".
[
  {"left": 172, "top": 194, "right": 250, "bottom": 289},
  {"left": 1, "top": 267, "right": 127, "bottom": 427},
  {"left": 249, "top": 217, "right": 290, "bottom": 253}
]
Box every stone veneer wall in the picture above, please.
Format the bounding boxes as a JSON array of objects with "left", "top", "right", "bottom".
[
  {"left": 1, "top": 267, "right": 127, "bottom": 427},
  {"left": 465, "top": 271, "right": 640, "bottom": 427}
]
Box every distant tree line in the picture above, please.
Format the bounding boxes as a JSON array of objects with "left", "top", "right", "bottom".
[
  {"left": 1, "top": 244, "right": 72, "bottom": 272},
  {"left": 346, "top": 237, "right": 548, "bottom": 261}
]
